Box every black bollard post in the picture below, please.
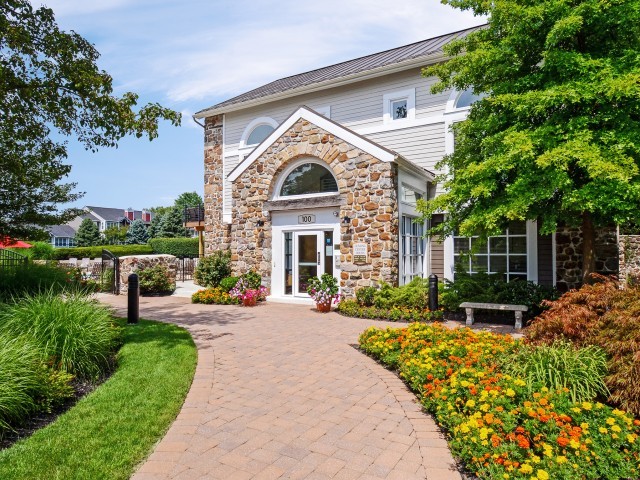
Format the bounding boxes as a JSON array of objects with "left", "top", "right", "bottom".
[
  {"left": 128, "top": 273, "right": 139, "bottom": 324},
  {"left": 429, "top": 274, "right": 438, "bottom": 312}
]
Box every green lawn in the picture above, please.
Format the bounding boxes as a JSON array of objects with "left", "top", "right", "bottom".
[{"left": 0, "top": 319, "right": 197, "bottom": 480}]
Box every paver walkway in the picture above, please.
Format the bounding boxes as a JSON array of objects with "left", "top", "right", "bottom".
[{"left": 99, "top": 294, "right": 470, "bottom": 480}]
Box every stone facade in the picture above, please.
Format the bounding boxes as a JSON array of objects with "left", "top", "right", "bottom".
[
  {"left": 619, "top": 235, "right": 640, "bottom": 288},
  {"left": 118, "top": 254, "right": 177, "bottom": 294},
  {"left": 204, "top": 115, "right": 231, "bottom": 253},
  {"left": 555, "top": 226, "right": 618, "bottom": 291},
  {"left": 228, "top": 118, "right": 399, "bottom": 297}
]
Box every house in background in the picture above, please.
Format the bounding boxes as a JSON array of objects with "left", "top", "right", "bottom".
[
  {"left": 195, "top": 25, "right": 618, "bottom": 301},
  {"left": 48, "top": 206, "right": 153, "bottom": 247}
]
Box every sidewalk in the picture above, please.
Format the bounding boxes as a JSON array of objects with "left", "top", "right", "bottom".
[{"left": 99, "top": 294, "right": 465, "bottom": 480}]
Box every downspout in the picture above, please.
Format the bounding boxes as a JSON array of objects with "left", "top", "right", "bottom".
[{"left": 192, "top": 115, "right": 205, "bottom": 128}]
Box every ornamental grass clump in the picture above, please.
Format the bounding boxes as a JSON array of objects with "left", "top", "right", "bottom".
[
  {"left": 359, "top": 323, "right": 640, "bottom": 480},
  {"left": 0, "top": 291, "right": 122, "bottom": 380}
]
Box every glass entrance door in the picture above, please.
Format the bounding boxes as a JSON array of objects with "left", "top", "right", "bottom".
[{"left": 284, "top": 230, "right": 335, "bottom": 297}]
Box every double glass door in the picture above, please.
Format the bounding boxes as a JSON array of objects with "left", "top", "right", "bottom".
[{"left": 284, "top": 230, "right": 334, "bottom": 297}]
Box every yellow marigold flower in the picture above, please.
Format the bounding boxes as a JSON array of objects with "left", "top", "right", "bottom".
[
  {"left": 612, "top": 409, "right": 625, "bottom": 416},
  {"left": 537, "top": 470, "right": 550, "bottom": 480},
  {"left": 606, "top": 417, "right": 616, "bottom": 426},
  {"left": 466, "top": 399, "right": 476, "bottom": 408},
  {"left": 541, "top": 387, "right": 549, "bottom": 393},
  {"left": 531, "top": 455, "right": 541, "bottom": 464},
  {"left": 569, "top": 439, "right": 580, "bottom": 450},
  {"left": 503, "top": 475, "right": 510, "bottom": 479},
  {"left": 480, "top": 403, "right": 490, "bottom": 412},
  {"left": 460, "top": 425, "right": 470, "bottom": 433},
  {"left": 612, "top": 433, "right": 619, "bottom": 439},
  {"left": 627, "top": 434, "right": 636, "bottom": 444},
  {"left": 571, "top": 407, "right": 581, "bottom": 413},
  {"left": 514, "top": 378, "right": 526, "bottom": 387},
  {"left": 519, "top": 464, "right": 533, "bottom": 474},
  {"left": 599, "top": 427, "right": 608, "bottom": 434},
  {"left": 506, "top": 388, "right": 516, "bottom": 397},
  {"left": 580, "top": 422, "right": 589, "bottom": 431},
  {"left": 581, "top": 402, "right": 592, "bottom": 411},
  {"left": 556, "top": 456, "right": 568, "bottom": 464},
  {"left": 611, "top": 425, "right": 622, "bottom": 433}
]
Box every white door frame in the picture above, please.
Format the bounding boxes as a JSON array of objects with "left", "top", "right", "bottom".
[{"left": 292, "top": 230, "right": 325, "bottom": 298}]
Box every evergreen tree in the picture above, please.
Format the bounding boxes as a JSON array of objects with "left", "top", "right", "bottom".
[
  {"left": 147, "top": 214, "right": 162, "bottom": 239},
  {"left": 418, "top": 0, "right": 640, "bottom": 281},
  {"left": 125, "top": 219, "right": 149, "bottom": 244},
  {"left": 157, "top": 207, "right": 188, "bottom": 238},
  {"left": 75, "top": 218, "right": 101, "bottom": 246}
]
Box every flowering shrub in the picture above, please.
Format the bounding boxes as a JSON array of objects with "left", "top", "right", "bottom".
[
  {"left": 229, "top": 277, "right": 268, "bottom": 303},
  {"left": 359, "top": 323, "right": 640, "bottom": 480},
  {"left": 307, "top": 273, "right": 340, "bottom": 305},
  {"left": 336, "top": 299, "right": 443, "bottom": 322},
  {"left": 191, "top": 287, "right": 239, "bottom": 305}
]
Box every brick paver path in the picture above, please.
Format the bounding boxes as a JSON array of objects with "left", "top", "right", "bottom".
[{"left": 99, "top": 294, "right": 466, "bottom": 480}]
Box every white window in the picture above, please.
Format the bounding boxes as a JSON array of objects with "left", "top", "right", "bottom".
[
  {"left": 278, "top": 162, "right": 338, "bottom": 198},
  {"left": 401, "top": 185, "right": 423, "bottom": 206},
  {"left": 240, "top": 117, "right": 279, "bottom": 148},
  {"left": 454, "top": 88, "right": 486, "bottom": 110},
  {"left": 383, "top": 89, "right": 415, "bottom": 124},
  {"left": 401, "top": 216, "right": 425, "bottom": 285},
  {"left": 453, "top": 221, "right": 527, "bottom": 281}
]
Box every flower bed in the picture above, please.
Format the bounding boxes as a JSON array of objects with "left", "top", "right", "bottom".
[
  {"left": 336, "top": 299, "right": 443, "bottom": 322},
  {"left": 191, "top": 287, "right": 239, "bottom": 305},
  {"left": 359, "top": 323, "right": 640, "bottom": 479}
]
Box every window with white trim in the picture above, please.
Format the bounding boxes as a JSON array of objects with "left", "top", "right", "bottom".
[
  {"left": 240, "top": 117, "right": 279, "bottom": 148},
  {"left": 401, "top": 185, "right": 423, "bottom": 206},
  {"left": 279, "top": 162, "right": 338, "bottom": 197},
  {"left": 401, "top": 216, "right": 425, "bottom": 285},
  {"left": 454, "top": 88, "right": 486, "bottom": 109},
  {"left": 247, "top": 124, "right": 274, "bottom": 146},
  {"left": 383, "top": 89, "right": 415, "bottom": 124},
  {"left": 453, "top": 221, "right": 527, "bottom": 281}
]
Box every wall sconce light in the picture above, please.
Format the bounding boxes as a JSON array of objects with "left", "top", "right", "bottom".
[
  {"left": 342, "top": 215, "right": 351, "bottom": 224},
  {"left": 257, "top": 219, "right": 265, "bottom": 227}
]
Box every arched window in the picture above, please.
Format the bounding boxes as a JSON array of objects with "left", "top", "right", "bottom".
[
  {"left": 455, "top": 88, "right": 486, "bottom": 109},
  {"left": 247, "top": 124, "right": 275, "bottom": 145},
  {"left": 279, "top": 162, "right": 338, "bottom": 197},
  {"left": 240, "top": 117, "right": 279, "bottom": 148}
]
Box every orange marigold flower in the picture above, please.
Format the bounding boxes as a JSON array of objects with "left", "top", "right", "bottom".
[
  {"left": 539, "top": 398, "right": 549, "bottom": 406},
  {"left": 557, "top": 437, "right": 570, "bottom": 447}
]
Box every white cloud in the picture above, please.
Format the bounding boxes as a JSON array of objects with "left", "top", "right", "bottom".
[{"left": 31, "top": 0, "right": 132, "bottom": 16}]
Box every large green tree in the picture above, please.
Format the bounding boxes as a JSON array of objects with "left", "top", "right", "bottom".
[
  {"left": 157, "top": 207, "right": 189, "bottom": 238},
  {"left": 125, "top": 219, "right": 149, "bottom": 244},
  {"left": 74, "top": 218, "right": 101, "bottom": 247},
  {"left": 174, "top": 192, "right": 203, "bottom": 210},
  {"left": 0, "top": 0, "right": 181, "bottom": 239},
  {"left": 418, "top": 0, "right": 640, "bottom": 282}
]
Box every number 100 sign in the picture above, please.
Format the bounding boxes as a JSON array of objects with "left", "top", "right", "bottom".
[{"left": 298, "top": 214, "right": 316, "bottom": 224}]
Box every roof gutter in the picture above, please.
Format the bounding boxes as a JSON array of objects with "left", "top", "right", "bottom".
[{"left": 194, "top": 53, "right": 447, "bottom": 119}]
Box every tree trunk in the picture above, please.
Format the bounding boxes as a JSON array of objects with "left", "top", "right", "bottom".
[{"left": 582, "top": 212, "right": 596, "bottom": 284}]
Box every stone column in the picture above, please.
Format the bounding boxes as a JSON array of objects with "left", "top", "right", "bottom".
[{"left": 204, "top": 114, "right": 231, "bottom": 253}]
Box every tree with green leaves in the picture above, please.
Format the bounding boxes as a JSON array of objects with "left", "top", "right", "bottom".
[
  {"left": 125, "top": 219, "right": 149, "bottom": 245},
  {"left": 74, "top": 218, "right": 101, "bottom": 247},
  {"left": 174, "top": 192, "right": 203, "bottom": 210},
  {"left": 0, "top": 0, "right": 181, "bottom": 240},
  {"left": 103, "top": 225, "right": 127, "bottom": 245},
  {"left": 418, "top": 0, "right": 640, "bottom": 282},
  {"left": 157, "top": 207, "right": 189, "bottom": 238}
]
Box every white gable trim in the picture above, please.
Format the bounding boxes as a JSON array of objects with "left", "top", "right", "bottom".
[{"left": 227, "top": 106, "right": 397, "bottom": 182}]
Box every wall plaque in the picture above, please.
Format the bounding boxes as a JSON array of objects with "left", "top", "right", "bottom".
[
  {"left": 298, "top": 214, "right": 316, "bottom": 224},
  {"left": 353, "top": 242, "right": 368, "bottom": 265}
]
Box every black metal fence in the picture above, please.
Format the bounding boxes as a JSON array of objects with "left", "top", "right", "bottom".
[
  {"left": 183, "top": 205, "right": 205, "bottom": 225},
  {"left": 101, "top": 249, "right": 119, "bottom": 294},
  {"left": 176, "top": 255, "right": 200, "bottom": 282},
  {"left": 0, "top": 248, "right": 28, "bottom": 270}
]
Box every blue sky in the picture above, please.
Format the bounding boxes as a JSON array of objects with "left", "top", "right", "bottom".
[{"left": 38, "top": 0, "right": 484, "bottom": 210}]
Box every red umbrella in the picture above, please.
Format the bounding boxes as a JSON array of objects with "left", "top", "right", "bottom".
[{"left": 0, "top": 239, "right": 32, "bottom": 248}]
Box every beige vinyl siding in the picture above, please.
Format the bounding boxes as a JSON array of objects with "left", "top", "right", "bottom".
[
  {"left": 367, "top": 123, "right": 445, "bottom": 174},
  {"left": 223, "top": 68, "right": 449, "bottom": 150}
]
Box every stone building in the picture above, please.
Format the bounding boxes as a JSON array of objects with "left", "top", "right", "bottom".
[{"left": 196, "top": 26, "right": 619, "bottom": 301}]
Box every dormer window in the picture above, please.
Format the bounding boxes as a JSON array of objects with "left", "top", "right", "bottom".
[
  {"left": 240, "top": 117, "right": 279, "bottom": 149},
  {"left": 383, "top": 89, "right": 415, "bottom": 124},
  {"left": 277, "top": 161, "right": 338, "bottom": 198}
]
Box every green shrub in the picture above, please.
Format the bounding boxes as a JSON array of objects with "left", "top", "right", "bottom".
[
  {"left": 219, "top": 276, "right": 239, "bottom": 293},
  {"left": 499, "top": 341, "right": 609, "bottom": 403},
  {"left": 0, "top": 291, "right": 122, "bottom": 380},
  {"left": 355, "top": 286, "right": 377, "bottom": 307},
  {"left": 28, "top": 242, "right": 55, "bottom": 260},
  {"left": 51, "top": 245, "right": 153, "bottom": 260},
  {"left": 441, "top": 272, "right": 558, "bottom": 315},
  {"left": 149, "top": 237, "right": 199, "bottom": 257},
  {"left": 138, "top": 264, "right": 175, "bottom": 295},
  {"left": 193, "top": 250, "right": 231, "bottom": 287},
  {"left": 191, "top": 287, "right": 239, "bottom": 305},
  {"left": 241, "top": 270, "right": 261, "bottom": 289},
  {"left": 0, "top": 263, "right": 75, "bottom": 300},
  {"left": 337, "top": 298, "right": 443, "bottom": 322},
  {"left": 373, "top": 278, "right": 430, "bottom": 309}
]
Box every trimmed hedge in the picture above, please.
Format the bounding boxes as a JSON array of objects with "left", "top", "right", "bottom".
[
  {"left": 149, "top": 237, "right": 198, "bottom": 257},
  {"left": 50, "top": 245, "right": 153, "bottom": 260}
]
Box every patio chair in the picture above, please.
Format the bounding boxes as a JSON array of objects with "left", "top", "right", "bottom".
[{"left": 68, "top": 257, "right": 78, "bottom": 265}]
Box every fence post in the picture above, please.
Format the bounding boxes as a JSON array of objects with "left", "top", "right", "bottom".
[
  {"left": 127, "top": 273, "right": 139, "bottom": 324},
  {"left": 429, "top": 274, "right": 439, "bottom": 312}
]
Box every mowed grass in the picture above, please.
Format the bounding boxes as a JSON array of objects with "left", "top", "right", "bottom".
[{"left": 0, "top": 319, "right": 197, "bottom": 480}]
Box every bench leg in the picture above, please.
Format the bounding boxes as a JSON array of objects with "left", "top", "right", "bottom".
[
  {"left": 465, "top": 308, "right": 474, "bottom": 326},
  {"left": 514, "top": 311, "right": 523, "bottom": 330}
]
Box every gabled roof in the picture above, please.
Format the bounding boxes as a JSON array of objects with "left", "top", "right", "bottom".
[
  {"left": 85, "top": 206, "right": 152, "bottom": 223},
  {"left": 48, "top": 225, "right": 77, "bottom": 238},
  {"left": 196, "top": 25, "right": 485, "bottom": 117},
  {"left": 228, "top": 106, "right": 433, "bottom": 182}
]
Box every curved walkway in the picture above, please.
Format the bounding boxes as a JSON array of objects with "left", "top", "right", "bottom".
[{"left": 99, "top": 295, "right": 462, "bottom": 480}]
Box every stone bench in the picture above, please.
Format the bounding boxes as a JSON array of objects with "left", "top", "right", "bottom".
[{"left": 459, "top": 302, "right": 528, "bottom": 330}]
